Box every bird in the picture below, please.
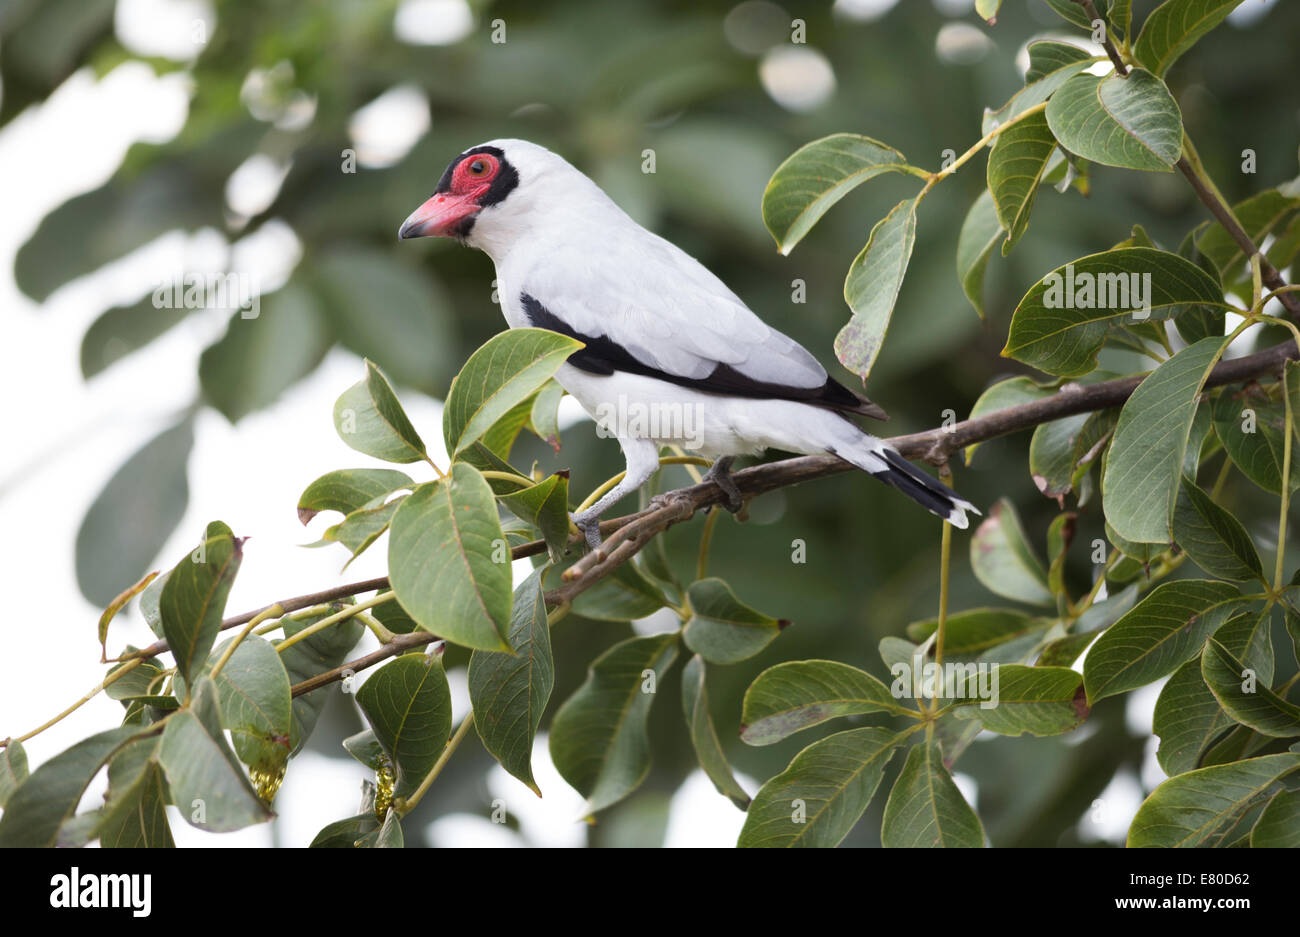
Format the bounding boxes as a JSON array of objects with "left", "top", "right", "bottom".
[{"left": 398, "top": 139, "right": 978, "bottom": 549}]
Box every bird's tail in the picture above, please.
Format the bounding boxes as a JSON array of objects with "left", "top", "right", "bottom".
[{"left": 833, "top": 439, "right": 980, "bottom": 529}]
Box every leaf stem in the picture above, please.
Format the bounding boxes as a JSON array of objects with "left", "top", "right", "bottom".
[
  {"left": 1276, "top": 368, "right": 1294, "bottom": 592},
  {"left": 208, "top": 603, "right": 285, "bottom": 681},
  {"left": 919, "top": 101, "right": 1049, "bottom": 200},
  {"left": 394, "top": 712, "right": 475, "bottom": 817},
  {"left": 10, "top": 657, "right": 147, "bottom": 744},
  {"left": 480, "top": 470, "right": 536, "bottom": 489},
  {"left": 934, "top": 467, "right": 955, "bottom": 677},
  {"left": 696, "top": 508, "right": 721, "bottom": 581},
  {"left": 275, "top": 592, "right": 394, "bottom": 654}
]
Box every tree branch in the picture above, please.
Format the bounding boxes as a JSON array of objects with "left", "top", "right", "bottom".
[{"left": 225, "top": 334, "right": 1300, "bottom": 706}]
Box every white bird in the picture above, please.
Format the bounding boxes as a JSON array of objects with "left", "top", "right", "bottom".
[{"left": 399, "top": 139, "right": 978, "bottom": 548}]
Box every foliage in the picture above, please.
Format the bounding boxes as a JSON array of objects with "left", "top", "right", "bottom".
[{"left": 5, "top": 0, "right": 1300, "bottom": 848}]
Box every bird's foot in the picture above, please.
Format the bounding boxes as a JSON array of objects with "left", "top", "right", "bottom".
[
  {"left": 703, "top": 457, "right": 744, "bottom": 514},
  {"left": 570, "top": 511, "right": 604, "bottom": 552}
]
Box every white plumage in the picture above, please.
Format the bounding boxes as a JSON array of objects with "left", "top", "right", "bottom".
[{"left": 400, "top": 139, "right": 978, "bottom": 547}]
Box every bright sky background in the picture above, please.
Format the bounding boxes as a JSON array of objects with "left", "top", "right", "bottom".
[{"left": 0, "top": 0, "right": 1279, "bottom": 848}]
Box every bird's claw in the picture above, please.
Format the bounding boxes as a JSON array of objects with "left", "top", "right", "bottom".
[
  {"left": 571, "top": 512, "right": 603, "bottom": 551},
  {"left": 713, "top": 476, "right": 744, "bottom": 514},
  {"left": 703, "top": 457, "right": 744, "bottom": 514}
]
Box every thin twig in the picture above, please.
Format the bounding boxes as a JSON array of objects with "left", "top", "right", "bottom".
[{"left": 224, "top": 336, "right": 1300, "bottom": 645}]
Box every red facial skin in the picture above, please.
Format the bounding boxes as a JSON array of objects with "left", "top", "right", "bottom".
[{"left": 398, "top": 153, "right": 500, "bottom": 238}]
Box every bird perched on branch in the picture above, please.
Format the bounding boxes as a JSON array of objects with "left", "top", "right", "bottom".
[{"left": 399, "top": 139, "right": 978, "bottom": 548}]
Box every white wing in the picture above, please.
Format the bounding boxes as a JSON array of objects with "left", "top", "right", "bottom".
[{"left": 518, "top": 221, "right": 829, "bottom": 389}]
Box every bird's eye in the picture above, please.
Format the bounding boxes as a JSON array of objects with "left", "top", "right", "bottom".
[{"left": 468, "top": 159, "right": 487, "bottom": 175}]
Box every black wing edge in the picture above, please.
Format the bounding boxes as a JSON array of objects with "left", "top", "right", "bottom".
[{"left": 521, "top": 293, "right": 888, "bottom": 421}]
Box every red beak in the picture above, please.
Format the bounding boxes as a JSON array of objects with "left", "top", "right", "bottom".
[{"left": 398, "top": 189, "right": 485, "bottom": 239}]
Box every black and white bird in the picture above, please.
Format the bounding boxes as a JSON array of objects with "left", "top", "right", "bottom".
[{"left": 399, "top": 139, "right": 978, "bottom": 547}]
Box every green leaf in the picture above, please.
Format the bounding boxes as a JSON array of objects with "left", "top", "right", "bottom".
[
  {"left": 1045, "top": 68, "right": 1182, "bottom": 173},
  {"left": 1042, "top": 0, "right": 1110, "bottom": 30},
  {"left": 1251, "top": 789, "right": 1300, "bottom": 848},
  {"left": 1107, "top": 0, "right": 1133, "bottom": 38},
  {"left": 0, "top": 741, "right": 28, "bottom": 809},
  {"left": 371, "top": 597, "right": 420, "bottom": 636},
  {"left": 160, "top": 520, "right": 243, "bottom": 687},
  {"left": 1128, "top": 753, "right": 1300, "bottom": 847},
  {"left": 837, "top": 196, "right": 918, "bottom": 380},
  {"left": 740, "top": 659, "right": 912, "bottom": 746},
  {"left": 571, "top": 561, "right": 669, "bottom": 622},
  {"left": 1030, "top": 413, "right": 1092, "bottom": 499},
  {"left": 442, "top": 328, "right": 584, "bottom": 456},
  {"left": 964, "top": 376, "right": 1055, "bottom": 464},
  {"left": 80, "top": 296, "right": 188, "bottom": 378},
  {"left": 311, "top": 813, "right": 379, "bottom": 847},
  {"left": 480, "top": 394, "right": 535, "bottom": 462},
  {"left": 75, "top": 417, "right": 193, "bottom": 607},
  {"left": 277, "top": 603, "right": 366, "bottom": 755},
  {"left": 0, "top": 727, "right": 138, "bottom": 847},
  {"left": 388, "top": 467, "right": 513, "bottom": 652},
  {"left": 159, "top": 677, "right": 274, "bottom": 832},
  {"left": 970, "top": 498, "right": 1053, "bottom": 605},
  {"left": 988, "top": 110, "right": 1057, "bottom": 254},
  {"left": 1154, "top": 604, "right": 1270, "bottom": 775},
  {"left": 682, "top": 656, "right": 751, "bottom": 811},
  {"left": 361, "top": 809, "right": 404, "bottom": 848},
  {"left": 312, "top": 248, "right": 458, "bottom": 393},
  {"left": 761, "top": 134, "right": 922, "bottom": 254},
  {"left": 528, "top": 379, "right": 565, "bottom": 450},
  {"left": 738, "top": 727, "right": 900, "bottom": 847},
  {"left": 954, "top": 665, "right": 1089, "bottom": 736},
  {"left": 297, "top": 468, "right": 414, "bottom": 526},
  {"left": 468, "top": 567, "right": 554, "bottom": 795},
  {"left": 1133, "top": 0, "right": 1244, "bottom": 77},
  {"left": 1172, "top": 477, "right": 1264, "bottom": 581},
  {"left": 499, "top": 473, "right": 572, "bottom": 565},
  {"left": 333, "top": 360, "right": 427, "bottom": 464},
  {"left": 1195, "top": 189, "right": 1298, "bottom": 284},
  {"left": 1027, "top": 41, "right": 1093, "bottom": 85},
  {"left": 1102, "top": 336, "right": 1226, "bottom": 542},
  {"left": 682, "top": 577, "right": 787, "bottom": 665},
  {"left": 356, "top": 651, "right": 454, "bottom": 798},
  {"left": 1003, "top": 248, "right": 1222, "bottom": 377},
  {"left": 139, "top": 569, "right": 168, "bottom": 638},
  {"left": 1037, "top": 583, "right": 1139, "bottom": 666},
  {"left": 907, "top": 608, "right": 1048, "bottom": 656},
  {"left": 198, "top": 282, "right": 330, "bottom": 423},
  {"left": 881, "top": 740, "right": 985, "bottom": 848},
  {"left": 1084, "top": 579, "right": 1240, "bottom": 703},
  {"left": 320, "top": 497, "right": 404, "bottom": 565},
  {"left": 97, "top": 570, "right": 159, "bottom": 660},
  {"left": 549, "top": 633, "right": 680, "bottom": 814},
  {"left": 1202, "top": 638, "right": 1300, "bottom": 737},
  {"left": 342, "top": 729, "right": 387, "bottom": 770},
  {"left": 974, "top": 0, "right": 1002, "bottom": 24},
  {"left": 97, "top": 738, "right": 174, "bottom": 848},
  {"left": 1211, "top": 385, "right": 1300, "bottom": 495},
  {"left": 955, "top": 189, "right": 1003, "bottom": 319},
  {"left": 196, "top": 635, "right": 293, "bottom": 775}
]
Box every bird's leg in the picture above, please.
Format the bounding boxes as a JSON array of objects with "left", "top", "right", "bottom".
[
  {"left": 703, "top": 456, "right": 744, "bottom": 513},
  {"left": 571, "top": 438, "right": 661, "bottom": 551}
]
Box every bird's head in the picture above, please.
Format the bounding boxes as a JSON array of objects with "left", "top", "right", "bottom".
[{"left": 399, "top": 139, "right": 590, "bottom": 254}]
